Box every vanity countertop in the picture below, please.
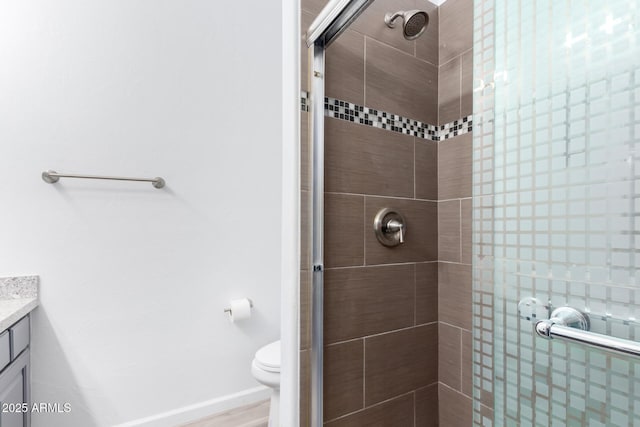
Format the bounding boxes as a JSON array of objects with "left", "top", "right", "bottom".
[{"left": 0, "top": 276, "right": 39, "bottom": 333}]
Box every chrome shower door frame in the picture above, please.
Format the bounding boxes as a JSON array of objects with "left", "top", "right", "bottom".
[
  {"left": 306, "top": 2, "right": 375, "bottom": 425},
  {"left": 309, "top": 42, "right": 325, "bottom": 427}
]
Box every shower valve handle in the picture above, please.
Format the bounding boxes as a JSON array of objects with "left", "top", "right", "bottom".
[{"left": 385, "top": 219, "right": 405, "bottom": 243}]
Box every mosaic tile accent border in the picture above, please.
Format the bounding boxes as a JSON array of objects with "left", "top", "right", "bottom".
[
  {"left": 438, "top": 117, "right": 473, "bottom": 140},
  {"left": 300, "top": 92, "right": 472, "bottom": 141},
  {"left": 323, "top": 96, "right": 440, "bottom": 139}
]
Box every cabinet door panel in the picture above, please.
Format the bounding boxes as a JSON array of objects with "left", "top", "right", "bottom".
[
  {"left": 0, "top": 372, "right": 24, "bottom": 427},
  {"left": 0, "top": 350, "right": 29, "bottom": 427}
]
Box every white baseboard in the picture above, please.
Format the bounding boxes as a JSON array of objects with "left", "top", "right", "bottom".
[{"left": 115, "top": 386, "right": 271, "bottom": 427}]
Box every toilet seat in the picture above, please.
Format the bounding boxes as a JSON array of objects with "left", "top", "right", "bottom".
[
  {"left": 251, "top": 340, "right": 281, "bottom": 427},
  {"left": 254, "top": 340, "right": 280, "bottom": 373}
]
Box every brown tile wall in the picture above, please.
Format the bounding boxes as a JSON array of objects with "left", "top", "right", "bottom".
[
  {"left": 301, "top": 0, "right": 475, "bottom": 425},
  {"left": 436, "top": 0, "right": 474, "bottom": 424},
  {"left": 301, "top": 0, "right": 440, "bottom": 425},
  {"left": 438, "top": 0, "right": 473, "bottom": 125}
]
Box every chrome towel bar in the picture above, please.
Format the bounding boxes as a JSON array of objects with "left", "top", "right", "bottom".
[
  {"left": 535, "top": 306, "right": 640, "bottom": 357},
  {"left": 42, "top": 170, "right": 165, "bottom": 189}
]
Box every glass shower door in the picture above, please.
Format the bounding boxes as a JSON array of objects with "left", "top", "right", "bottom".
[{"left": 473, "top": 1, "right": 640, "bottom": 425}]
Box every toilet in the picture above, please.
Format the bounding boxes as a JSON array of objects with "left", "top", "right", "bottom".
[{"left": 251, "top": 340, "right": 280, "bottom": 427}]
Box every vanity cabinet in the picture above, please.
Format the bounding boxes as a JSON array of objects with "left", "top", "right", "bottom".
[{"left": 0, "top": 315, "right": 30, "bottom": 427}]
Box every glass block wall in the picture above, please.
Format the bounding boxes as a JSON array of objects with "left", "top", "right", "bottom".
[{"left": 473, "top": 1, "right": 640, "bottom": 425}]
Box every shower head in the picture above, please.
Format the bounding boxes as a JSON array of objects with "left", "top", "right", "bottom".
[{"left": 384, "top": 10, "right": 429, "bottom": 40}]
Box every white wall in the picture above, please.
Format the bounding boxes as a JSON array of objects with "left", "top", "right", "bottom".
[{"left": 0, "top": 1, "right": 283, "bottom": 426}]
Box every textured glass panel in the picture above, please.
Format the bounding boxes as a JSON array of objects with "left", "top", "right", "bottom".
[{"left": 473, "top": 0, "right": 640, "bottom": 425}]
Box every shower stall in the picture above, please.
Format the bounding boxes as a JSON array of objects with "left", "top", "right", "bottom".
[{"left": 298, "top": 0, "right": 640, "bottom": 425}]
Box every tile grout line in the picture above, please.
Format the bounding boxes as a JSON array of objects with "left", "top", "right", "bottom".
[
  {"left": 437, "top": 4, "right": 441, "bottom": 68},
  {"left": 459, "top": 199, "right": 463, "bottom": 263},
  {"left": 413, "top": 263, "right": 417, "bottom": 327},
  {"left": 325, "top": 191, "right": 439, "bottom": 203},
  {"left": 363, "top": 196, "right": 367, "bottom": 276},
  {"left": 439, "top": 196, "right": 473, "bottom": 202},
  {"left": 436, "top": 70, "right": 441, "bottom": 404},
  {"left": 324, "top": 389, "right": 426, "bottom": 424},
  {"left": 325, "top": 261, "right": 439, "bottom": 271},
  {"left": 363, "top": 36, "right": 367, "bottom": 105},
  {"left": 362, "top": 336, "right": 366, "bottom": 411},
  {"left": 437, "top": 132, "right": 440, "bottom": 273},
  {"left": 437, "top": 52, "right": 440, "bottom": 125},
  {"left": 413, "top": 138, "right": 416, "bottom": 199},
  {"left": 436, "top": 201, "right": 441, "bottom": 261},
  {"left": 413, "top": 391, "right": 417, "bottom": 427},
  {"left": 362, "top": 33, "right": 435, "bottom": 65},
  {"left": 438, "top": 320, "right": 472, "bottom": 334},
  {"left": 438, "top": 381, "right": 472, "bottom": 400},
  {"left": 479, "top": 401, "right": 494, "bottom": 414},
  {"left": 437, "top": 260, "right": 472, "bottom": 266},
  {"left": 459, "top": 324, "right": 464, "bottom": 394},
  {"left": 325, "top": 321, "right": 439, "bottom": 348},
  {"left": 458, "top": 56, "right": 463, "bottom": 129},
  {"left": 439, "top": 47, "right": 473, "bottom": 68}
]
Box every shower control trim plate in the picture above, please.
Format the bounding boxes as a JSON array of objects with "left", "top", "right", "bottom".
[{"left": 373, "top": 208, "right": 406, "bottom": 247}]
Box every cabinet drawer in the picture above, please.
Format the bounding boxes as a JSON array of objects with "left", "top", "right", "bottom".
[
  {"left": 0, "top": 332, "right": 9, "bottom": 372},
  {"left": 10, "top": 316, "right": 29, "bottom": 360}
]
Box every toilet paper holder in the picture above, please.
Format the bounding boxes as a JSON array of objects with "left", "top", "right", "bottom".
[{"left": 224, "top": 299, "right": 254, "bottom": 314}]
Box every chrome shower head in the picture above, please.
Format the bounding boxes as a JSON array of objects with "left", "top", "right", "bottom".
[{"left": 384, "top": 10, "right": 429, "bottom": 40}]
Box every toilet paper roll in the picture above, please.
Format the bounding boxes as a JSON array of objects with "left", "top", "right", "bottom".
[{"left": 227, "top": 298, "right": 252, "bottom": 322}]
